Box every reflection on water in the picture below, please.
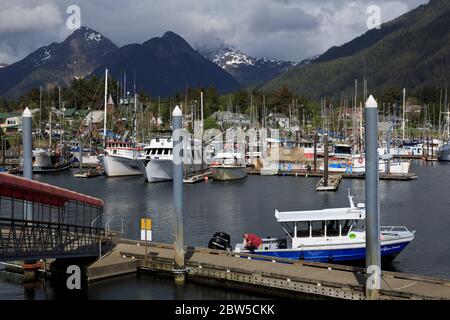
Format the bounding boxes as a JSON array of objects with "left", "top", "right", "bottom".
[{"left": 1, "top": 160, "right": 449, "bottom": 299}]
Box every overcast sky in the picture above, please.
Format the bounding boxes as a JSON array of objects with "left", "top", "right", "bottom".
[{"left": 0, "top": 0, "right": 428, "bottom": 64}]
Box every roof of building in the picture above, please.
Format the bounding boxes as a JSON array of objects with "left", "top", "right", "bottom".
[
  {"left": 82, "top": 110, "right": 104, "bottom": 125},
  {"left": 63, "top": 108, "right": 77, "bottom": 117},
  {"left": 0, "top": 112, "right": 22, "bottom": 119},
  {"left": 271, "top": 113, "right": 289, "bottom": 119}
]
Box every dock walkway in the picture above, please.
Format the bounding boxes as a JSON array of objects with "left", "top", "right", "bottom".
[{"left": 87, "top": 240, "right": 450, "bottom": 300}]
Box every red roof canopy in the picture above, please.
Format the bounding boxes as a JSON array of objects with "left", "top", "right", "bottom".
[{"left": 0, "top": 173, "right": 104, "bottom": 208}]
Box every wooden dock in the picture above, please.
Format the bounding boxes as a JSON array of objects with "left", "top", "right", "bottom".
[
  {"left": 316, "top": 174, "right": 342, "bottom": 191},
  {"left": 87, "top": 240, "right": 450, "bottom": 300},
  {"left": 247, "top": 169, "right": 418, "bottom": 181},
  {"left": 183, "top": 170, "right": 211, "bottom": 184}
]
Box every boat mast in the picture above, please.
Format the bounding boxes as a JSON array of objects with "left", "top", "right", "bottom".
[
  {"left": 402, "top": 88, "right": 406, "bottom": 141},
  {"left": 353, "top": 79, "right": 357, "bottom": 155},
  {"left": 39, "top": 86, "right": 42, "bottom": 140},
  {"left": 201, "top": 91, "right": 204, "bottom": 168},
  {"left": 59, "top": 86, "right": 63, "bottom": 147},
  {"left": 445, "top": 87, "right": 449, "bottom": 141},
  {"left": 134, "top": 71, "right": 137, "bottom": 143},
  {"left": 103, "top": 68, "right": 108, "bottom": 148},
  {"left": 49, "top": 102, "right": 52, "bottom": 153}
]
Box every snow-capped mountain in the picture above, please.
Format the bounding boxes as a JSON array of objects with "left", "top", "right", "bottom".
[
  {"left": 195, "top": 39, "right": 294, "bottom": 87},
  {"left": 0, "top": 63, "right": 8, "bottom": 68},
  {"left": 295, "top": 54, "right": 321, "bottom": 67},
  {"left": 0, "top": 26, "right": 118, "bottom": 97},
  {"left": 92, "top": 31, "right": 239, "bottom": 97}
]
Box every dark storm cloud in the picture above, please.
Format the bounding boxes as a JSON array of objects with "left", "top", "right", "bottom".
[{"left": 0, "top": 0, "right": 428, "bottom": 64}]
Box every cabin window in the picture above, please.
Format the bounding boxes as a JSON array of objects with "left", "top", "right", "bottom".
[
  {"left": 164, "top": 149, "right": 170, "bottom": 155},
  {"left": 341, "top": 220, "right": 352, "bottom": 236},
  {"left": 281, "top": 222, "right": 294, "bottom": 238},
  {"left": 326, "top": 220, "right": 340, "bottom": 237},
  {"left": 296, "top": 222, "right": 310, "bottom": 238},
  {"left": 311, "top": 221, "right": 325, "bottom": 237}
]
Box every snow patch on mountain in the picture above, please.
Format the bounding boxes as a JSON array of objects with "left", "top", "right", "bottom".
[
  {"left": 196, "top": 39, "right": 294, "bottom": 70},
  {"left": 86, "top": 31, "right": 102, "bottom": 42},
  {"left": 32, "top": 46, "right": 55, "bottom": 67}
]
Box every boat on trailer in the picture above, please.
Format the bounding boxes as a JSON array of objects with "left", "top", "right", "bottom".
[{"left": 233, "top": 192, "right": 415, "bottom": 264}]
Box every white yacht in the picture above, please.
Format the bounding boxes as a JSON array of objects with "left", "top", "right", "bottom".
[{"left": 102, "top": 140, "right": 143, "bottom": 177}]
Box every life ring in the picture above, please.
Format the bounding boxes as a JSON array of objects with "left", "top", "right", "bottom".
[{"left": 358, "top": 158, "right": 363, "bottom": 164}]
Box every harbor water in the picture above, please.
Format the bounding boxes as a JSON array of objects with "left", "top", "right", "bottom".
[{"left": 1, "top": 160, "right": 449, "bottom": 299}]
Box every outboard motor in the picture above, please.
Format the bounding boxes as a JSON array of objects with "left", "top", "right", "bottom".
[{"left": 208, "top": 232, "right": 231, "bottom": 251}]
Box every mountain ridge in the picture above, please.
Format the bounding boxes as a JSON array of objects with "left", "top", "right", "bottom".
[
  {"left": 262, "top": 0, "right": 450, "bottom": 99},
  {"left": 0, "top": 26, "right": 118, "bottom": 97},
  {"left": 195, "top": 39, "right": 294, "bottom": 87},
  {"left": 91, "top": 31, "right": 240, "bottom": 97}
]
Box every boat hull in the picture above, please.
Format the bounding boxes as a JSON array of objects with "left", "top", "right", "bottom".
[
  {"left": 32, "top": 157, "right": 74, "bottom": 173},
  {"left": 438, "top": 144, "right": 450, "bottom": 161},
  {"left": 103, "top": 154, "right": 142, "bottom": 177},
  {"left": 136, "top": 159, "right": 202, "bottom": 182},
  {"left": 243, "top": 240, "right": 411, "bottom": 263},
  {"left": 211, "top": 166, "right": 248, "bottom": 181}
]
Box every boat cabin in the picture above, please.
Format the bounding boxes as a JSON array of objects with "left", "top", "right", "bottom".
[
  {"left": 275, "top": 203, "right": 366, "bottom": 248},
  {"left": 333, "top": 143, "right": 353, "bottom": 158},
  {"left": 106, "top": 140, "right": 135, "bottom": 149},
  {"left": 143, "top": 138, "right": 173, "bottom": 158}
]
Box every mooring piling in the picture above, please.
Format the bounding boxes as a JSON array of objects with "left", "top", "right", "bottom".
[
  {"left": 365, "top": 95, "right": 381, "bottom": 300},
  {"left": 172, "top": 105, "right": 187, "bottom": 283}
]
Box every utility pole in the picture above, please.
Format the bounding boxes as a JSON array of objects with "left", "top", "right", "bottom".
[{"left": 365, "top": 95, "right": 381, "bottom": 300}]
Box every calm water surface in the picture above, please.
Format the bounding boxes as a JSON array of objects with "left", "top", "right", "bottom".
[{"left": 1, "top": 160, "right": 449, "bottom": 299}]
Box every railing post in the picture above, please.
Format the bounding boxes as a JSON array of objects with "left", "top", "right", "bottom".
[
  {"left": 172, "top": 105, "right": 187, "bottom": 283},
  {"left": 365, "top": 95, "right": 381, "bottom": 300}
]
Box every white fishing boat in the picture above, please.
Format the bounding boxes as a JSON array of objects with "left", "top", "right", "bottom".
[
  {"left": 136, "top": 137, "right": 202, "bottom": 182},
  {"left": 210, "top": 152, "right": 247, "bottom": 181},
  {"left": 438, "top": 143, "right": 450, "bottom": 161},
  {"left": 321, "top": 156, "right": 411, "bottom": 174},
  {"left": 228, "top": 192, "right": 415, "bottom": 264},
  {"left": 102, "top": 140, "right": 143, "bottom": 177},
  {"left": 31, "top": 147, "right": 74, "bottom": 173}
]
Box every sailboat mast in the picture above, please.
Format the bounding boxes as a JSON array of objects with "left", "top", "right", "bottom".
[
  {"left": 402, "top": 88, "right": 406, "bottom": 141},
  {"left": 39, "top": 86, "right": 42, "bottom": 139},
  {"left": 103, "top": 68, "right": 108, "bottom": 148},
  {"left": 353, "top": 79, "right": 357, "bottom": 155},
  {"left": 49, "top": 102, "right": 52, "bottom": 153},
  {"left": 201, "top": 91, "right": 204, "bottom": 168}
]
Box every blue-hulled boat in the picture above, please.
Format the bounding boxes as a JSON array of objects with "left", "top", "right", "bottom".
[{"left": 234, "top": 193, "right": 415, "bottom": 264}]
